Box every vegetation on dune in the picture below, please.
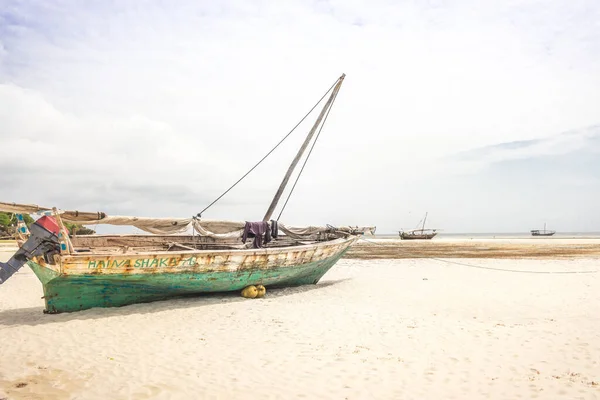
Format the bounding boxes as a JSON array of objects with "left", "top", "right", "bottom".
[
  {"left": 0, "top": 212, "right": 33, "bottom": 237},
  {"left": 64, "top": 223, "right": 96, "bottom": 236}
]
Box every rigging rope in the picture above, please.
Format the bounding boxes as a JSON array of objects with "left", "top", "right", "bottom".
[
  {"left": 357, "top": 237, "right": 598, "bottom": 274},
  {"left": 276, "top": 87, "right": 341, "bottom": 221},
  {"left": 196, "top": 77, "right": 341, "bottom": 218}
]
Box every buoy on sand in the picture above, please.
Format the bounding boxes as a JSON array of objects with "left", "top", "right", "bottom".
[
  {"left": 241, "top": 285, "right": 258, "bottom": 298},
  {"left": 241, "top": 285, "right": 267, "bottom": 298}
]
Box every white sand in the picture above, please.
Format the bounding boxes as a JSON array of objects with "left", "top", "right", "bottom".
[{"left": 1, "top": 249, "right": 599, "bottom": 399}]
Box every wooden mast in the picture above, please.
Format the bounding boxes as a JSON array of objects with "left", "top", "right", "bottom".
[
  {"left": 421, "top": 212, "right": 428, "bottom": 232},
  {"left": 262, "top": 74, "right": 346, "bottom": 222}
]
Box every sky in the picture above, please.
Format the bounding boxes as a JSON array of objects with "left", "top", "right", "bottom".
[{"left": 0, "top": 0, "right": 598, "bottom": 233}]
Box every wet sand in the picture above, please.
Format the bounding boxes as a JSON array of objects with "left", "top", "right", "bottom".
[
  {"left": 346, "top": 237, "right": 600, "bottom": 259},
  {"left": 1, "top": 243, "right": 599, "bottom": 399}
]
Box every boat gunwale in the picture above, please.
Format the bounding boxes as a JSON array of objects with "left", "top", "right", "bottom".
[{"left": 61, "top": 235, "right": 358, "bottom": 260}]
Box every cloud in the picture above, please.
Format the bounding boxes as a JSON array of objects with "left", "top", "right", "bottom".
[
  {"left": 452, "top": 124, "right": 600, "bottom": 168},
  {"left": 419, "top": 124, "right": 600, "bottom": 232},
  {"left": 0, "top": 0, "right": 599, "bottom": 233}
]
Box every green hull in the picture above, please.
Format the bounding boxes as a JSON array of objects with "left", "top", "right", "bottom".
[{"left": 28, "top": 249, "right": 348, "bottom": 314}]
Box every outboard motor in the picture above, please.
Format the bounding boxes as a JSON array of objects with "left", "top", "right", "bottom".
[{"left": 0, "top": 216, "right": 61, "bottom": 284}]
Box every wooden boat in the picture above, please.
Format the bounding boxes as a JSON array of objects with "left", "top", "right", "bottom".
[
  {"left": 0, "top": 74, "right": 370, "bottom": 314},
  {"left": 531, "top": 223, "right": 556, "bottom": 237},
  {"left": 399, "top": 212, "right": 438, "bottom": 240},
  {"left": 399, "top": 229, "right": 438, "bottom": 240}
]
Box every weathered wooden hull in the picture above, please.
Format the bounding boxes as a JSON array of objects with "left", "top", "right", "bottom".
[
  {"left": 531, "top": 232, "right": 556, "bottom": 237},
  {"left": 28, "top": 236, "right": 358, "bottom": 313}
]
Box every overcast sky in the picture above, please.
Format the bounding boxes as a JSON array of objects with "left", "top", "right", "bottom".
[{"left": 1, "top": 0, "right": 599, "bottom": 233}]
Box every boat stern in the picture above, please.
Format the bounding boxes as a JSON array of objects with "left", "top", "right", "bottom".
[{"left": 0, "top": 216, "right": 62, "bottom": 285}]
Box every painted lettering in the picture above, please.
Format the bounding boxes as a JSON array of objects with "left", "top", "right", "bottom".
[
  {"left": 88, "top": 257, "right": 189, "bottom": 269},
  {"left": 182, "top": 256, "right": 197, "bottom": 266}
]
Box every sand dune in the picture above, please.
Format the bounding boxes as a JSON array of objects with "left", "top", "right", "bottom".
[{"left": 1, "top": 248, "right": 599, "bottom": 399}]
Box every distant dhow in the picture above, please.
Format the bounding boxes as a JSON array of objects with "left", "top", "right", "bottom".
[
  {"left": 531, "top": 223, "right": 555, "bottom": 237},
  {"left": 399, "top": 212, "right": 438, "bottom": 240}
]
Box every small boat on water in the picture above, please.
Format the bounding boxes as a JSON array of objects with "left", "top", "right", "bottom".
[
  {"left": 399, "top": 212, "right": 438, "bottom": 240},
  {"left": 531, "top": 223, "right": 556, "bottom": 237},
  {"left": 0, "top": 74, "right": 373, "bottom": 314}
]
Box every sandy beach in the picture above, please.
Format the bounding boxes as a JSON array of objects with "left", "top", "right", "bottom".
[{"left": 1, "top": 240, "right": 599, "bottom": 399}]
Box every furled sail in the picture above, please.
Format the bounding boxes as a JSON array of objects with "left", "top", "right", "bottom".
[
  {"left": 0, "top": 201, "right": 374, "bottom": 238},
  {"left": 0, "top": 202, "right": 194, "bottom": 235}
]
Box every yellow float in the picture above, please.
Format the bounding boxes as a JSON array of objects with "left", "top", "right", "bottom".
[
  {"left": 255, "top": 285, "right": 266, "bottom": 298},
  {"left": 241, "top": 285, "right": 258, "bottom": 298}
]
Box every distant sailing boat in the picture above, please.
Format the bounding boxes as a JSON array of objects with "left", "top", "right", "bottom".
[
  {"left": 531, "top": 223, "right": 555, "bottom": 237},
  {"left": 399, "top": 212, "right": 438, "bottom": 240}
]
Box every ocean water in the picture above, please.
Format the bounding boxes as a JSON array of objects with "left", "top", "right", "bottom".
[{"left": 375, "top": 232, "right": 600, "bottom": 240}]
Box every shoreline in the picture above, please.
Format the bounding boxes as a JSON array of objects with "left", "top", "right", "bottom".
[{"left": 3, "top": 237, "right": 600, "bottom": 259}]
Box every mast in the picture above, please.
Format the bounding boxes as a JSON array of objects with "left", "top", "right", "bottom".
[
  {"left": 421, "top": 212, "right": 428, "bottom": 232},
  {"left": 262, "top": 74, "right": 346, "bottom": 222}
]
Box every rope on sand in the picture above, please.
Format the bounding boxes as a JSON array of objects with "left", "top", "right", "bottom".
[{"left": 357, "top": 238, "right": 599, "bottom": 275}]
